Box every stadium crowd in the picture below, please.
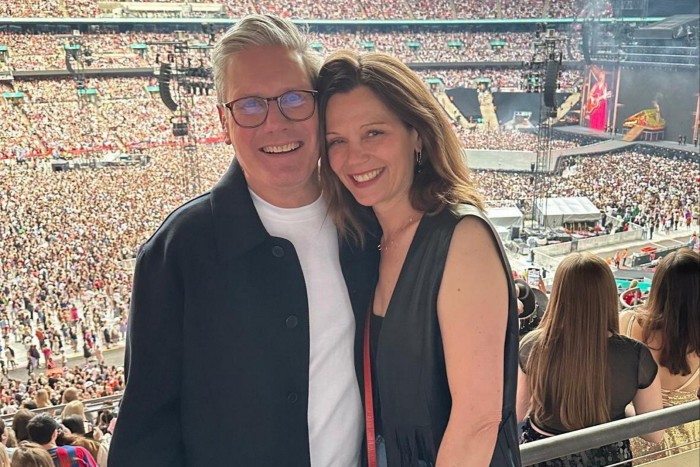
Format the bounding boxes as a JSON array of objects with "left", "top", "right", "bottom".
[
  {"left": 0, "top": 77, "right": 224, "bottom": 158},
  {"left": 2, "top": 144, "right": 696, "bottom": 388},
  {"left": 1, "top": 364, "right": 124, "bottom": 415},
  {"left": 456, "top": 130, "right": 583, "bottom": 151},
  {"left": 0, "top": 144, "right": 233, "bottom": 421},
  {"left": 0, "top": 0, "right": 603, "bottom": 19},
  {"left": 475, "top": 151, "right": 700, "bottom": 228},
  {"left": 417, "top": 68, "right": 582, "bottom": 92},
  {"left": 0, "top": 71, "right": 586, "bottom": 159},
  {"left": 0, "top": 29, "right": 585, "bottom": 71}
]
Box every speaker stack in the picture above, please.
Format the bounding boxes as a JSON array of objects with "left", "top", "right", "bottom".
[{"left": 159, "top": 63, "right": 179, "bottom": 112}]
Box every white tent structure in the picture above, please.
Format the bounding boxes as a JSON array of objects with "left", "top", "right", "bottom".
[
  {"left": 535, "top": 197, "right": 599, "bottom": 228},
  {"left": 486, "top": 206, "right": 525, "bottom": 231}
]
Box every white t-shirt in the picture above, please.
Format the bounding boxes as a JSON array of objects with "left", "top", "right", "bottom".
[{"left": 251, "top": 190, "right": 362, "bottom": 467}]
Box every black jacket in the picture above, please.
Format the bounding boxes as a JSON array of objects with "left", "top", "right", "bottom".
[{"left": 109, "top": 160, "right": 378, "bottom": 467}]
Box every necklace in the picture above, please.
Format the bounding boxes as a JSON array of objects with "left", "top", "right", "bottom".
[{"left": 378, "top": 216, "right": 420, "bottom": 251}]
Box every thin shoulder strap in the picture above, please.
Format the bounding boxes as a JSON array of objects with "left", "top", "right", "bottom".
[{"left": 676, "top": 365, "right": 700, "bottom": 391}]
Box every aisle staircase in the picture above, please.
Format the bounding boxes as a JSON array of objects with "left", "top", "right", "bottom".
[
  {"left": 94, "top": 103, "right": 127, "bottom": 151},
  {"left": 448, "top": 0, "right": 457, "bottom": 18},
  {"left": 18, "top": 104, "right": 47, "bottom": 153},
  {"left": 57, "top": 0, "right": 70, "bottom": 16},
  {"left": 400, "top": 0, "right": 415, "bottom": 18}
]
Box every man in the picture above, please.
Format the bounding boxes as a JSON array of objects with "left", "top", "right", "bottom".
[
  {"left": 26, "top": 414, "right": 97, "bottom": 467},
  {"left": 109, "top": 15, "right": 377, "bottom": 466}
]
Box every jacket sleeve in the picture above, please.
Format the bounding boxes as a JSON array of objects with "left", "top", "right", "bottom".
[{"left": 108, "top": 239, "right": 185, "bottom": 467}]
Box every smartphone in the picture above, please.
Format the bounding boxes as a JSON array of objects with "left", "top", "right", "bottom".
[{"left": 527, "top": 267, "right": 541, "bottom": 288}]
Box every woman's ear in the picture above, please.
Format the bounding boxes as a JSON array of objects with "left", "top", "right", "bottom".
[{"left": 412, "top": 129, "right": 422, "bottom": 154}]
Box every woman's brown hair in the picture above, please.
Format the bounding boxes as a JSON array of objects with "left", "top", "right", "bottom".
[
  {"left": 10, "top": 441, "right": 53, "bottom": 467},
  {"left": 56, "top": 430, "right": 100, "bottom": 461},
  {"left": 12, "top": 410, "right": 34, "bottom": 443},
  {"left": 317, "top": 50, "right": 483, "bottom": 246},
  {"left": 523, "top": 252, "right": 620, "bottom": 430},
  {"left": 640, "top": 248, "right": 700, "bottom": 375}
]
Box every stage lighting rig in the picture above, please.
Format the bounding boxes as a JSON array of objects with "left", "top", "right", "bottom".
[
  {"left": 525, "top": 25, "right": 567, "bottom": 228},
  {"left": 62, "top": 30, "right": 100, "bottom": 160},
  {"left": 525, "top": 26, "right": 565, "bottom": 106},
  {"left": 149, "top": 29, "right": 215, "bottom": 198}
]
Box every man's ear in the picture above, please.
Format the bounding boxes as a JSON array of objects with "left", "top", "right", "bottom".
[{"left": 217, "top": 105, "right": 232, "bottom": 145}]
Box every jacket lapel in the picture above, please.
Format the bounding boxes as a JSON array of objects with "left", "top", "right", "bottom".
[{"left": 210, "top": 159, "right": 269, "bottom": 263}]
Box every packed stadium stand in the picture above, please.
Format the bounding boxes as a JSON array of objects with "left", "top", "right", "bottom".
[{"left": 0, "top": 0, "right": 595, "bottom": 19}]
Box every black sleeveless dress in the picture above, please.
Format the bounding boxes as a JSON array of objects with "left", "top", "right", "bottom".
[{"left": 363, "top": 204, "right": 521, "bottom": 467}]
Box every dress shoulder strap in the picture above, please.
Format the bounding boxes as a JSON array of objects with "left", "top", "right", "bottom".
[{"left": 676, "top": 365, "right": 700, "bottom": 391}]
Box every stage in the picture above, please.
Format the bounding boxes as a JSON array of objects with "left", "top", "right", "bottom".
[
  {"left": 465, "top": 126, "right": 699, "bottom": 173},
  {"left": 555, "top": 126, "right": 700, "bottom": 155}
]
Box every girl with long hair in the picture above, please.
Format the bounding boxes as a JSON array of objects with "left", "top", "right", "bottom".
[
  {"left": 518, "top": 252, "right": 663, "bottom": 466},
  {"left": 620, "top": 248, "right": 700, "bottom": 462}
]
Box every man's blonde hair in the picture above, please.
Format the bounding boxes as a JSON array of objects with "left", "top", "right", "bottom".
[{"left": 211, "top": 14, "right": 321, "bottom": 103}]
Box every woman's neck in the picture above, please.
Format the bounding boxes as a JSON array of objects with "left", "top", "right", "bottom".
[{"left": 374, "top": 200, "right": 422, "bottom": 236}]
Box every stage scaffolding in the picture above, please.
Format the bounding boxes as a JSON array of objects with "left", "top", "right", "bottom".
[{"left": 152, "top": 30, "right": 215, "bottom": 198}]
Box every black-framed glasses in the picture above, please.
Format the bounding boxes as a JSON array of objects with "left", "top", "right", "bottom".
[{"left": 223, "top": 90, "right": 318, "bottom": 129}]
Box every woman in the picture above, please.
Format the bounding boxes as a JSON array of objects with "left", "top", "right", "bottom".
[
  {"left": 10, "top": 442, "right": 53, "bottom": 467},
  {"left": 517, "top": 252, "right": 663, "bottom": 466},
  {"left": 587, "top": 66, "right": 609, "bottom": 131},
  {"left": 318, "top": 51, "right": 520, "bottom": 466},
  {"left": 620, "top": 248, "right": 700, "bottom": 462},
  {"left": 59, "top": 416, "right": 108, "bottom": 467}
]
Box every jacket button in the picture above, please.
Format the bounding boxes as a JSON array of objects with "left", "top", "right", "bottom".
[
  {"left": 287, "top": 392, "right": 298, "bottom": 404},
  {"left": 285, "top": 315, "right": 298, "bottom": 329},
  {"left": 272, "top": 246, "right": 284, "bottom": 257}
]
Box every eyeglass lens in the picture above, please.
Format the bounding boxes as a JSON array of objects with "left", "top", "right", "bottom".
[{"left": 231, "top": 90, "right": 315, "bottom": 128}]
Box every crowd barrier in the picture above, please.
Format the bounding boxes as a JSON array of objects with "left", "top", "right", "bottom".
[
  {"left": 532, "top": 250, "right": 559, "bottom": 273},
  {"left": 630, "top": 245, "right": 686, "bottom": 268},
  {"left": 576, "top": 228, "right": 644, "bottom": 250},
  {"left": 533, "top": 227, "right": 645, "bottom": 268}
]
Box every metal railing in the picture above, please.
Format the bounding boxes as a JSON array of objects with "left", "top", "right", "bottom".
[
  {"left": 4, "top": 394, "right": 697, "bottom": 466},
  {"left": 520, "top": 401, "right": 700, "bottom": 465},
  {"left": 1, "top": 394, "right": 123, "bottom": 424}
]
